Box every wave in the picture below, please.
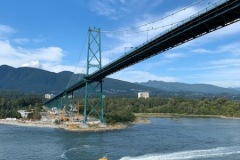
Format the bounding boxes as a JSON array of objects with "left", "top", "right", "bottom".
[
  {"left": 119, "top": 146, "right": 240, "bottom": 160},
  {"left": 83, "top": 145, "right": 91, "bottom": 148},
  {"left": 60, "top": 151, "right": 68, "bottom": 160},
  {"left": 59, "top": 145, "right": 92, "bottom": 159}
]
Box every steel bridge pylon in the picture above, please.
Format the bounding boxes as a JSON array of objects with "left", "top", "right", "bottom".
[{"left": 83, "top": 27, "right": 104, "bottom": 124}]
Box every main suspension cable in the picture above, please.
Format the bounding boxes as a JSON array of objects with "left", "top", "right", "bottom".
[
  {"left": 66, "top": 33, "right": 88, "bottom": 89},
  {"left": 100, "top": 0, "right": 210, "bottom": 34}
]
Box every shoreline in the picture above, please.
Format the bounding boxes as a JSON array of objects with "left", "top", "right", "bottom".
[
  {"left": 1, "top": 113, "right": 239, "bottom": 131},
  {"left": 0, "top": 120, "right": 62, "bottom": 129},
  {"left": 134, "top": 113, "right": 240, "bottom": 120},
  {"left": 0, "top": 119, "right": 129, "bottom": 132}
]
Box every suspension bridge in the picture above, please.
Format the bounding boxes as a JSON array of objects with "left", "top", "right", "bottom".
[{"left": 44, "top": 0, "right": 240, "bottom": 125}]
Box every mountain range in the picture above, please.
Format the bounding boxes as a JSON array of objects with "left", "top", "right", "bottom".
[
  {"left": 0, "top": 65, "right": 160, "bottom": 96},
  {"left": 0, "top": 65, "right": 240, "bottom": 98},
  {"left": 139, "top": 80, "right": 240, "bottom": 95}
]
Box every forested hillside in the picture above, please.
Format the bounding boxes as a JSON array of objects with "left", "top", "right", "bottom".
[{"left": 0, "top": 65, "right": 161, "bottom": 95}]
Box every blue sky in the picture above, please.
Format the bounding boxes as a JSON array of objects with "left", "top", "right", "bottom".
[{"left": 0, "top": 0, "right": 240, "bottom": 88}]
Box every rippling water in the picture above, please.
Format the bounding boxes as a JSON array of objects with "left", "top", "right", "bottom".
[{"left": 0, "top": 118, "right": 240, "bottom": 160}]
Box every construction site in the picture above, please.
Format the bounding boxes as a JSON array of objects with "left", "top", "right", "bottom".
[{"left": 41, "top": 101, "right": 106, "bottom": 130}]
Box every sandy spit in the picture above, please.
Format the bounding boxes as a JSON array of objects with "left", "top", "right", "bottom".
[{"left": 0, "top": 119, "right": 129, "bottom": 132}]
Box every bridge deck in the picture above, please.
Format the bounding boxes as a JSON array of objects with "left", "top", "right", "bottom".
[{"left": 44, "top": 0, "right": 240, "bottom": 105}]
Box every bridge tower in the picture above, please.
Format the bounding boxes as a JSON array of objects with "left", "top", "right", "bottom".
[{"left": 83, "top": 27, "right": 104, "bottom": 125}]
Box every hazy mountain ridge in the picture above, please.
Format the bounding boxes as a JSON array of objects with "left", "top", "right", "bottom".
[
  {"left": 230, "top": 87, "right": 240, "bottom": 91},
  {"left": 139, "top": 80, "right": 240, "bottom": 95},
  {"left": 0, "top": 65, "right": 161, "bottom": 95},
  {"left": 0, "top": 65, "right": 70, "bottom": 93},
  {"left": 1, "top": 65, "right": 239, "bottom": 98}
]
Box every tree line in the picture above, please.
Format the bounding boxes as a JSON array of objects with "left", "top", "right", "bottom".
[
  {"left": 83, "top": 96, "right": 240, "bottom": 124},
  {"left": 1, "top": 91, "right": 240, "bottom": 123},
  {"left": 104, "top": 97, "right": 240, "bottom": 118}
]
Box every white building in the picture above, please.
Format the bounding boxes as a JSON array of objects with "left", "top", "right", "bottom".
[
  {"left": 18, "top": 110, "right": 31, "bottom": 118},
  {"left": 138, "top": 92, "right": 149, "bottom": 99},
  {"left": 45, "top": 94, "right": 55, "bottom": 99},
  {"left": 6, "top": 118, "right": 17, "bottom": 121}
]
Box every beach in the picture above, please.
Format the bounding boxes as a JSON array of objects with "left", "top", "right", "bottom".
[
  {"left": 1, "top": 113, "right": 239, "bottom": 132},
  {"left": 0, "top": 119, "right": 129, "bottom": 132}
]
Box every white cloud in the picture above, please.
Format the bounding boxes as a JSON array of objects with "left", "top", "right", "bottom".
[
  {"left": 207, "top": 21, "right": 240, "bottom": 37},
  {"left": 22, "top": 60, "right": 43, "bottom": 69},
  {"left": 218, "top": 42, "right": 240, "bottom": 55},
  {"left": 102, "top": 1, "right": 240, "bottom": 60},
  {"left": 192, "top": 49, "right": 212, "bottom": 54},
  {"left": 0, "top": 24, "right": 87, "bottom": 74},
  {"left": 97, "top": 1, "right": 240, "bottom": 87},
  {"left": 101, "top": 4, "right": 201, "bottom": 63},
  {"left": 21, "top": 47, "right": 64, "bottom": 63},
  {"left": 205, "top": 80, "right": 240, "bottom": 88},
  {"left": 110, "top": 69, "right": 177, "bottom": 83},
  {"left": 168, "top": 65, "right": 227, "bottom": 72},
  {"left": 0, "top": 24, "right": 15, "bottom": 40},
  {"left": 89, "top": 0, "right": 163, "bottom": 20},
  {"left": 209, "top": 58, "right": 240, "bottom": 66},
  {"left": 13, "top": 38, "right": 30, "bottom": 44},
  {"left": 100, "top": 2, "right": 240, "bottom": 86},
  {"left": 89, "top": 0, "right": 117, "bottom": 19},
  {"left": 196, "top": 68, "right": 240, "bottom": 88},
  {"left": 1, "top": 1, "right": 239, "bottom": 89},
  {"left": 191, "top": 42, "right": 240, "bottom": 57},
  {"left": 12, "top": 37, "right": 45, "bottom": 45},
  {"left": 0, "top": 24, "right": 15, "bottom": 34},
  {"left": 163, "top": 53, "right": 186, "bottom": 59},
  {"left": 167, "top": 55, "right": 240, "bottom": 88},
  {"left": 0, "top": 40, "right": 65, "bottom": 72},
  {"left": 43, "top": 64, "right": 83, "bottom": 73},
  {"left": 168, "top": 57, "right": 240, "bottom": 72}
]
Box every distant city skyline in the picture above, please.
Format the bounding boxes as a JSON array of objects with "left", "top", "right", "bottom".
[{"left": 0, "top": 0, "right": 240, "bottom": 87}]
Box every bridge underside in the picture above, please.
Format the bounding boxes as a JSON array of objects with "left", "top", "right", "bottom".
[{"left": 44, "top": 0, "right": 240, "bottom": 106}]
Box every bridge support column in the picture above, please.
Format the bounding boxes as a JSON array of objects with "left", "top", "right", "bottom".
[{"left": 83, "top": 27, "right": 105, "bottom": 126}]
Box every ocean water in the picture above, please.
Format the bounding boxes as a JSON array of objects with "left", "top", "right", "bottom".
[{"left": 0, "top": 118, "right": 240, "bottom": 160}]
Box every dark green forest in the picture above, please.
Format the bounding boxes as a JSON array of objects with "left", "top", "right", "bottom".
[
  {"left": 1, "top": 91, "right": 240, "bottom": 124},
  {"left": 103, "top": 97, "right": 240, "bottom": 123},
  {"left": 78, "top": 96, "right": 240, "bottom": 123},
  {"left": 106, "top": 97, "right": 240, "bottom": 115},
  {"left": 0, "top": 91, "right": 43, "bottom": 119}
]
